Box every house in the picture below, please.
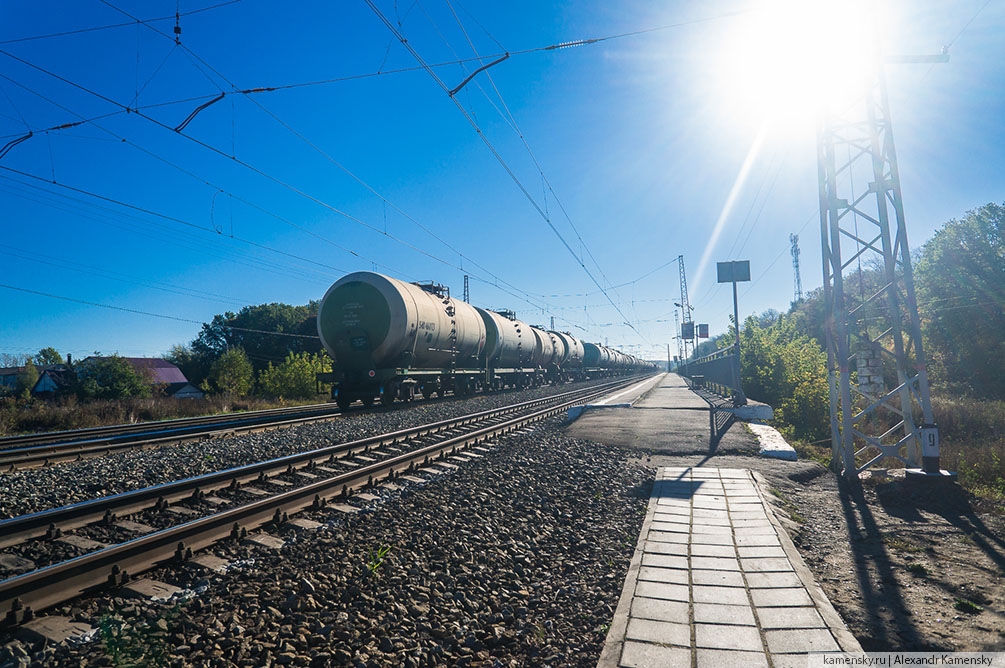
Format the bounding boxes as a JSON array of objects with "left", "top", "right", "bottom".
[
  {"left": 32, "top": 367, "right": 74, "bottom": 396},
  {"left": 1, "top": 364, "right": 65, "bottom": 395},
  {"left": 0, "top": 367, "right": 20, "bottom": 392},
  {"left": 119, "top": 357, "right": 205, "bottom": 399},
  {"left": 77, "top": 357, "right": 205, "bottom": 399},
  {"left": 163, "top": 381, "right": 204, "bottom": 399}
]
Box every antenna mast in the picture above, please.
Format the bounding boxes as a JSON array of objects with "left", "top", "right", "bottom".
[{"left": 790, "top": 233, "right": 803, "bottom": 302}]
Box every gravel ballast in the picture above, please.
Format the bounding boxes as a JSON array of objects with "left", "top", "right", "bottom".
[
  {"left": 0, "top": 378, "right": 640, "bottom": 521},
  {"left": 5, "top": 416, "right": 651, "bottom": 667}
]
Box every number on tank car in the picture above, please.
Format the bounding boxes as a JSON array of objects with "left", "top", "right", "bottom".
[
  {"left": 350, "top": 336, "right": 368, "bottom": 350},
  {"left": 342, "top": 302, "right": 363, "bottom": 327},
  {"left": 418, "top": 321, "right": 436, "bottom": 332}
]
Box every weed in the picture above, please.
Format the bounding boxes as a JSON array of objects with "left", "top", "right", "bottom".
[
  {"left": 98, "top": 604, "right": 180, "bottom": 667},
  {"left": 769, "top": 487, "right": 806, "bottom": 524},
  {"left": 954, "top": 598, "right": 983, "bottom": 614},
  {"left": 367, "top": 544, "right": 392, "bottom": 575},
  {"left": 535, "top": 623, "right": 547, "bottom": 641},
  {"left": 882, "top": 534, "right": 924, "bottom": 553},
  {"left": 598, "top": 623, "right": 610, "bottom": 635},
  {"left": 905, "top": 563, "right": 929, "bottom": 576}
]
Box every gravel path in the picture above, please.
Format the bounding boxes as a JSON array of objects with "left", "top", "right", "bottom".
[
  {"left": 5, "top": 416, "right": 651, "bottom": 667},
  {"left": 0, "top": 379, "right": 631, "bottom": 520}
]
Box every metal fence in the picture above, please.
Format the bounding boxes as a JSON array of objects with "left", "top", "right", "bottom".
[{"left": 680, "top": 345, "right": 746, "bottom": 405}]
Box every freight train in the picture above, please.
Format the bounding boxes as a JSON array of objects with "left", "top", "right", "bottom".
[{"left": 317, "top": 272, "right": 656, "bottom": 408}]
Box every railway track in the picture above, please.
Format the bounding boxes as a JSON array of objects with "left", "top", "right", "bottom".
[
  {"left": 0, "top": 375, "right": 645, "bottom": 471},
  {"left": 0, "top": 403, "right": 347, "bottom": 471},
  {"left": 0, "top": 375, "right": 650, "bottom": 629}
]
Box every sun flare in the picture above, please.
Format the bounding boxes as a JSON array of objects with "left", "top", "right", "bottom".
[{"left": 717, "top": 0, "right": 879, "bottom": 131}]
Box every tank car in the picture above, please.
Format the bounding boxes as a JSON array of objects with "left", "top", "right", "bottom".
[
  {"left": 317, "top": 272, "right": 488, "bottom": 407},
  {"left": 317, "top": 271, "right": 652, "bottom": 407}
]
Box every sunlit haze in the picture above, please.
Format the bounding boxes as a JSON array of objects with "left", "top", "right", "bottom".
[{"left": 0, "top": 0, "right": 1002, "bottom": 361}]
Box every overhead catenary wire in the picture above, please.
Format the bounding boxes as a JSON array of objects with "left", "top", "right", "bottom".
[
  {"left": 88, "top": 0, "right": 605, "bottom": 332},
  {"left": 0, "top": 6, "right": 747, "bottom": 340},
  {"left": 0, "top": 243, "right": 252, "bottom": 307},
  {"left": 0, "top": 166, "right": 353, "bottom": 280},
  {"left": 363, "top": 0, "right": 649, "bottom": 342},
  {"left": 441, "top": 0, "right": 622, "bottom": 297},
  {"left": 0, "top": 43, "right": 576, "bottom": 329},
  {"left": 0, "top": 0, "right": 244, "bottom": 45},
  {"left": 0, "top": 175, "right": 339, "bottom": 286},
  {"left": 0, "top": 283, "right": 319, "bottom": 339}
]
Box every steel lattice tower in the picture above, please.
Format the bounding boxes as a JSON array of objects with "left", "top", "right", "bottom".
[
  {"left": 677, "top": 254, "right": 692, "bottom": 360},
  {"left": 790, "top": 233, "right": 802, "bottom": 302},
  {"left": 462, "top": 274, "right": 469, "bottom": 303},
  {"left": 818, "top": 63, "right": 939, "bottom": 477}
]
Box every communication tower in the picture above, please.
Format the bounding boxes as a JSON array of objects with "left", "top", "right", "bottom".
[{"left": 790, "top": 234, "right": 802, "bottom": 302}]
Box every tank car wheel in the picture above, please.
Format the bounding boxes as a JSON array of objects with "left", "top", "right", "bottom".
[
  {"left": 362, "top": 396, "right": 375, "bottom": 408},
  {"left": 336, "top": 396, "right": 351, "bottom": 410}
]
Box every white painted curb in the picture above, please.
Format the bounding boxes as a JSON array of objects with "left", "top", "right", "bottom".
[{"left": 748, "top": 422, "right": 798, "bottom": 461}]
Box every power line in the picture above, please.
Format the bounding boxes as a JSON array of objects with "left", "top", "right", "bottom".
[
  {"left": 89, "top": 0, "right": 602, "bottom": 330},
  {"left": 0, "top": 282, "right": 319, "bottom": 339},
  {"left": 0, "top": 175, "right": 338, "bottom": 286},
  {"left": 0, "top": 0, "right": 243, "bottom": 45},
  {"left": 443, "top": 0, "right": 621, "bottom": 293},
  {"left": 0, "top": 43, "right": 569, "bottom": 326},
  {"left": 363, "top": 0, "right": 648, "bottom": 342},
  {"left": 0, "top": 243, "right": 251, "bottom": 307},
  {"left": 0, "top": 166, "right": 352, "bottom": 280}
]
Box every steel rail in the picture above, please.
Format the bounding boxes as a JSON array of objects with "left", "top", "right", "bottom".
[
  {"left": 0, "top": 410, "right": 346, "bottom": 472},
  {"left": 0, "top": 375, "right": 648, "bottom": 627},
  {"left": 0, "top": 402, "right": 342, "bottom": 450},
  {"left": 0, "top": 378, "right": 636, "bottom": 549},
  {"left": 0, "top": 376, "right": 643, "bottom": 471}
]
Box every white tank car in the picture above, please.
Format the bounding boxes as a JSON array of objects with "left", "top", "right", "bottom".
[{"left": 316, "top": 272, "right": 485, "bottom": 371}]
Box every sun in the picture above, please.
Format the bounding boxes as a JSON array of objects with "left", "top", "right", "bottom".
[{"left": 716, "top": 0, "right": 880, "bottom": 132}]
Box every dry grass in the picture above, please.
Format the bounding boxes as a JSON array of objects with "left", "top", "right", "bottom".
[
  {"left": 932, "top": 396, "right": 1005, "bottom": 504},
  {"left": 0, "top": 394, "right": 330, "bottom": 437},
  {"left": 779, "top": 395, "right": 1004, "bottom": 505}
]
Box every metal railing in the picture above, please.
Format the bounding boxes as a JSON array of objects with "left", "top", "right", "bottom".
[{"left": 680, "top": 345, "right": 746, "bottom": 405}]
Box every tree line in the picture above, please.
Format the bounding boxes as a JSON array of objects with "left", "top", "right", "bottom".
[
  {"left": 165, "top": 301, "right": 330, "bottom": 399},
  {"left": 2, "top": 301, "right": 332, "bottom": 402},
  {"left": 692, "top": 202, "right": 1005, "bottom": 441}
]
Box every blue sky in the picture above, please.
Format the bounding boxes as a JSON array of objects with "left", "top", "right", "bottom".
[{"left": 1, "top": 0, "right": 1002, "bottom": 363}]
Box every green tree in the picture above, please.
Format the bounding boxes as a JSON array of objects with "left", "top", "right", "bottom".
[
  {"left": 725, "top": 313, "right": 830, "bottom": 442},
  {"left": 192, "top": 302, "right": 321, "bottom": 377},
  {"left": 33, "top": 347, "right": 64, "bottom": 366},
  {"left": 16, "top": 359, "right": 39, "bottom": 398},
  {"left": 75, "top": 355, "right": 151, "bottom": 400},
  {"left": 164, "top": 343, "right": 213, "bottom": 388},
  {"left": 915, "top": 202, "right": 1005, "bottom": 398},
  {"left": 207, "top": 348, "right": 254, "bottom": 396},
  {"left": 257, "top": 352, "right": 331, "bottom": 399}
]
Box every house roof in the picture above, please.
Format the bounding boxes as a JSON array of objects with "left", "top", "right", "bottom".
[
  {"left": 83, "top": 357, "right": 189, "bottom": 385},
  {"left": 32, "top": 368, "right": 74, "bottom": 393},
  {"left": 0, "top": 364, "right": 64, "bottom": 376}
]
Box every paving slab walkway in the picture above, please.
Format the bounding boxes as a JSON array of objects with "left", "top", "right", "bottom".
[{"left": 598, "top": 466, "right": 862, "bottom": 668}]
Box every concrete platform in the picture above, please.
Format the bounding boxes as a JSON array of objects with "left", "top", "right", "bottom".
[
  {"left": 597, "top": 467, "right": 861, "bottom": 668},
  {"left": 567, "top": 374, "right": 755, "bottom": 454},
  {"left": 567, "top": 374, "right": 666, "bottom": 420}
]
